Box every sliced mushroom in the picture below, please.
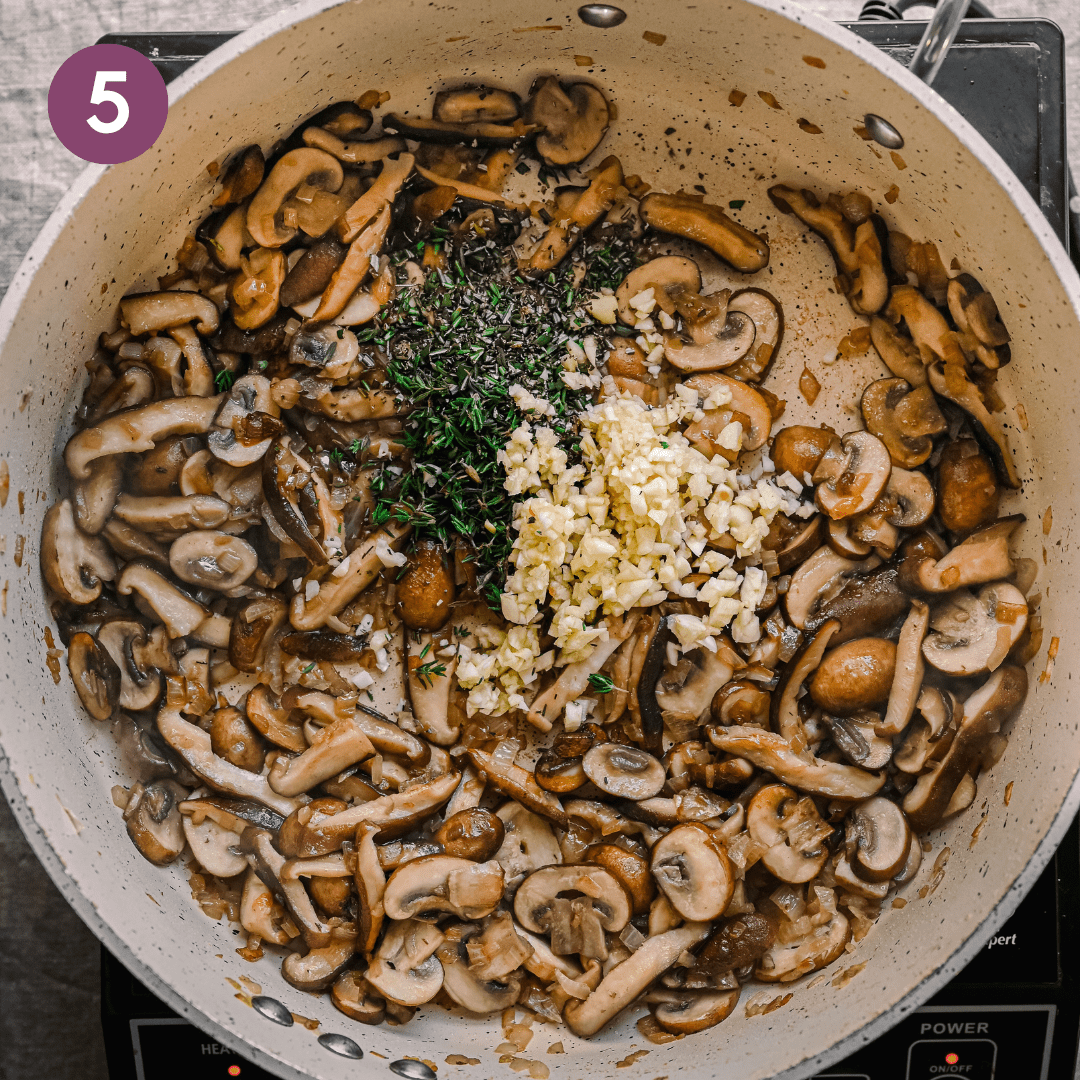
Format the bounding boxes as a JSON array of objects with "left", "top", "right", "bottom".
[
  {"left": 845, "top": 796, "right": 911, "bottom": 882},
  {"left": 747, "top": 784, "right": 833, "bottom": 883},
  {"left": 947, "top": 273, "right": 1010, "bottom": 367},
  {"left": 65, "top": 395, "right": 223, "bottom": 480},
  {"left": 665, "top": 305, "right": 756, "bottom": 373},
  {"left": 398, "top": 541, "right": 456, "bottom": 630},
  {"left": 927, "top": 361, "right": 1020, "bottom": 489},
  {"left": 936, "top": 438, "right": 1000, "bottom": 536},
  {"left": 72, "top": 455, "right": 124, "bottom": 535},
  {"left": 383, "top": 111, "right": 533, "bottom": 148},
  {"left": 708, "top": 725, "right": 885, "bottom": 798},
  {"left": 654, "top": 643, "right": 737, "bottom": 725},
  {"left": 182, "top": 800, "right": 248, "bottom": 878},
  {"left": 905, "top": 515, "right": 1022, "bottom": 594},
  {"left": 722, "top": 289, "right": 785, "bottom": 382},
  {"left": 823, "top": 709, "right": 892, "bottom": 770},
  {"left": 282, "top": 929, "right": 357, "bottom": 992},
  {"left": 650, "top": 823, "right": 733, "bottom": 921},
  {"left": 280, "top": 237, "right": 347, "bottom": 309},
  {"left": 904, "top": 665, "right": 1027, "bottom": 831},
  {"left": 278, "top": 771, "right": 459, "bottom": 857},
  {"left": 494, "top": 802, "right": 563, "bottom": 893},
  {"left": 437, "top": 926, "right": 522, "bottom": 1014},
  {"left": 666, "top": 912, "right": 776, "bottom": 989},
  {"left": 921, "top": 581, "right": 1028, "bottom": 676},
  {"left": 382, "top": 855, "right": 503, "bottom": 920},
  {"left": 239, "top": 866, "right": 291, "bottom": 945},
  {"left": 682, "top": 374, "right": 775, "bottom": 453},
  {"left": 157, "top": 699, "right": 304, "bottom": 817},
  {"left": 231, "top": 599, "right": 288, "bottom": 675},
  {"left": 209, "top": 373, "right": 281, "bottom": 467},
  {"left": 813, "top": 431, "right": 892, "bottom": 520},
  {"left": 583, "top": 743, "right": 665, "bottom": 800},
  {"left": 652, "top": 988, "right": 740, "bottom": 1035},
  {"left": 468, "top": 748, "right": 568, "bottom": 827},
  {"left": 40, "top": 499, "right": 117, "bottom": 604},
  {"left": 615, "top": 256, "right": 702, "bottom": 325},
  {"left": 771, "top": 620, "right": 839, "bottom": 746},
  {"left": 755, "top": 910, "right": 850, "bottom": 983},
  {"left": 772, "top": 426, "right": 835, "bottom": 482},
  {"left": 302, "top": 127, "right": 407, "bottom": 165},
  {"left": 332, "top": 971, "right": 386, "bottom": 1025},
  {"left": 640, "top": 192, "right": 770, "bottom": 273},
  {"left": 96, "top": 619, "right": 163, "bottom": 711},
  {"left": 435, "top": 808, "right": 504, "bottom": 863},
  {"left": 166, "top": 531, "right": 257, "bottom": 591},
  {"left": 231, "top": 248, "right": 286, "bottom": 330},
  {"left": 247, "top": 148, "right": 344, "bottom": 249},
  {"left": 124, "top": 778, "right": 187, "bottom": 866},
  {"left": 783, "top": 546, "right": 878, "bottom": 630},
  {"left": 115, "top": 563, "right": 210, "bottom": 639},
  {"left": 869, "top": 314, "right": 927, "bottom": 387},
  {"left": 365, "top": 918, "right": 445, "bottom": 1007},
  {"left": 66, "top": 631, "right": 120, "bottom": 720},
  {"left": 434, "top": 85, "right": 521, "bottom": 124},
  {"left": 339, "top": 153, "right": 414, "bottom": 242},
  {"left": 884, "top": 467, "right": 935, "bottom": 528},
  {"left": 563, "top": 923, "right": 711, "bottom": 1037},
  {"left": 809, "top": 637, "right": 896, "bottom": 715},
  {"left": 527, "top": 77, "right": 611, "bottom": 167},
  {"left": 861, "top": 378, "right": 947, "bottom": 470},
  {"left": 311, "top": 203, "right": 392, "bottom": 322},
  {"left": 268, "top": 714, "right": 374, "bottom": 797},
  {"left": 213, "top": 144, "right": 265, "bottom": 207},
  {"left": 120, "top": 291, "right": 220, "bottom": 337},
  {"left": 894, "top": 687, "right": 958, "bottom": 774},
  {"left": 878, "top": 601, "right": 930, "bottom": 737}
]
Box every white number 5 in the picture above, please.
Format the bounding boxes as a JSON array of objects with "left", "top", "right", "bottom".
[{"left": 87, "top": 70, "right": 129, "bottom": 134}]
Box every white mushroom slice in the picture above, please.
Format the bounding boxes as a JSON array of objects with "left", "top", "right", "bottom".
[
  {"left": 282, "top": 930, "right": 357, "bottom": 991},
  {"left": 40, "top": 499, "right": 117, "bottom": 604},
  {"left": 169, "top": 323, "right": 215, "bottom": 397},
  {"left": 684, "top": 372, "right": 774, "bottom": 450},
  {"left": 169, "top": 531, "right": 257, "bottom": 591},
  {"left": 405, "top": 630, "right": 459, "bottom": 745},
  {"left": 494, "top": 802, "right": 563, "bottom": 893},
  {"left": 563, "top": 923, "right": 711, "bottom": 1037},
  {"left": 755, "top": 912, "right": 850, "bottom": 983},
  {"left": 311, "top": 204, "right": 392, "bottom": 322},
  {"left": 268, "top": 715, "right": 375, "bottom": 797},
  {"left": 116, "top": 563, "right": 210, "bottom": 639},
  {"left": 783, "top": 546, "right": 880, "bottom": 630},
  {"left": 894, "top": 686, "right": 958, "bottom": 775},
  {"left": 289, "top": 522, "right": 411, "bottom": 630},
  {"left": 239, "top": 867, "right": 290, "bottom": 945},
  {"left": 652, "top": 988, "right": 740, "bottom": 1035},
  {"left": 845, "top": 796, "right": 911, "bottom": 882},
  {"left": 582, "top": 743, "right": 665, "bottom": 800},
  {"left": 281, "top": 772, "right": 459, "bottom": 857},
  {"left": 878, "top": 601, "right": 929, "bottom": 736},
  {"left": 445, "top": 763, "right": 486, "bottom": 817},
  {"left": 190, "top": 613, "right": 232, "bottom": 649},
  {"left": 885, "top": 467, "right": 935, "bottom": 527},
  {"left": 747, "top": 784, "right": 833, "bottom": 884},
  {"left": 565, "top": 798, "right": 663, "bottom": 847},
  {"left": 922, "top": 582, "right": 1028, "bottom": 676},
  {"left": 438, "top": 929, "right": 522, "bottom": 1014},
  {"left": 655, "top": 644, "right": 737, "bottom": 724},
  {"left": 247, "top": 147, "right": 344, "bottom": 249},
  {"left": 113, "top": 494, "right": 231, "bottom": 532},
  {"left": 904, "top": 665, "right": 1027, "bottom": 831},
  {"left": 468, "top": 748, "right": 568, "bottom": 827},
  {"left": 665, "top": 309, "right": 756, "bottom": 372},
  {"left": 525, "top": 613, "right": 639, "bottom": 731},
  {"left": 514, "top": 865, "right": 631, "bottom": 956},
  {"left": 650, "top": 823, "right": 734, "bottom": 921},
  {"left": 208, "top": 374, "right": 280, "bottom": 466},
  {"left": 383, "top": 855, "right": 503, "bottom": 921},
  {"left": 339, "top": 153, "right": 414, "bottom": 242},
  {"left": 157, "top": 701, "right": 305, "bottom": 817},
  {"left": 908, "top": 516, "right": 1023, "bottom": 593},
  {"left": 96, "top": 620, "right": 162, "bottom": 711},
  {"left": 615, "top": 256, "right": 702, "bottom": 324},
  {"left": 65, "top": 395, "right": 223, "bottom": 479},
  {"left": 331, "top": 971, "right": 386, "bottom": 1025},
  {"left": 182, "top": 806, "right": 247, "bottom": 878},
  {"left": 119, "top": 290, "right": 220, "bottom": 336},
  {"left": 813, "top": 431, "right": 892, "bottom": 520},
  {"left": 834, "top": 854, "right": 889, "bottom": 900},
  {"left": 724, "top": 288, "right": 784, "bottom": 382},
  {"left": 72, "top": 455, "right": 124, "bottom": 535},
  {"left": 709, "top": 725, "right": 886, "bottom": 798},
  {"left": 365, "top": 918, "right": 445, "bottom": 1007},
  {"left": 123, "top": 779, "right": 187, "bottom": 866},
  {"left": 302, "top": 126, "right": 407, "bottom": 165}
]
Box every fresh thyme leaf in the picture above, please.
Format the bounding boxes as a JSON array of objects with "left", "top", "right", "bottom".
[
  {"left": 214, "top": 368, "right": 235, "bottom": 392},
  {"left": 301, "top": 661, "right": 316, "bottom": 674},
  {"left": 587, "top": 673, "right": 615, "bottom": 694},
  {"left": 413, "top": 659, "right": 448, "bottom": 687}
]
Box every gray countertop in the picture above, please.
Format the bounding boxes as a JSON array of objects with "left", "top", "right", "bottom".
[{"left": 1, "top": 1, "right": 1077, "bottom": 1077}]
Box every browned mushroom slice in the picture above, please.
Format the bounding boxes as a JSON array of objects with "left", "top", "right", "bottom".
[
  {"left": 382, "top": 854, "right": 504, "bottom": 920},
  {"left": 665, "top": 307, "right": 755, "bottom": 373},
  {"left": 72, "top": 456, "right": 123, "bottom": 535},
  {"left": 827, "top": 517, "right": 872, "bottom": 560},
  {"left": 615, "top": 256, "right": 702, "bottom": 325},
  {"left": 246, "top": 148, "right": 344, "bottom": 249},
  {"left": 526, "top": 76, "right": 611, "bottom": 167},
  {"left": 282, "top": 929, "right": 357, "bottom": 992},
  {"left": 41, "top": 500, "right": 117, "bottom": 605},
  {"left": 494, "top": 802, "right": 563, "bottom": 891},
  {"left": 747, "top": 784, "right": 833, "bottom": 883},
  {"left": 771, "top": 425, "right": 836, "bottom": 483},
  {"left": 435, "top": 808, "right": 504, "bottom": 863},
  {"left": 926, "top": 361, "right": 1020, "bottom": 489},
  {"left": 711, "top": 680, "right": 772, "bottom": 728},
  {"left": 936, "top": 438, "right": 1000, "bottom": 535},
  {"left": 267, "top": 714, "right": 374, "bottom": 797},
  {"left": 437, "top": 925, "right": 522, "bottom": 1015},
  {"left": 640, "top": 192, "right": 770, "bottom": 273},
  {"left": 213, "top": 145, "right": 264, "bottom": 208},
  {"left": 770, "top": 619, "right": 839, "bottom": 746},
  {"left": 709, "top": 725, "right": 886, "bottom": 798},
  {"left": 883, "top": 467, "right": 935, "bottom": 529},
  {"left": 861, "top": 378, "right": 947, "bottom": 470},
  {"left": 467, "top": 748, "right": 569, "bottom": 827},
  {"left": 947, "top": 273, "right": 1011, "bottom": 367},
  {"left": 124, "top": 778, "right": 188, "bottom": 866},
  {"left": 514, "top": 865, "right": 632, "bottom": 953},
  {"left": 229, "top": 600, "right": 288, "bottom": 676},
  {"left": 654, "top": 643, "right": 739, "bottom": 726},
  {"left": 904, "top": 665, "right": 1027, "bottom": 831},
  {"left": 723, "top": 289, "right": 785, "bottom": 382},
  {"left": 119, "top": 291, "right": 221, "bottom": 337},
  {"left": 782, "top": 546, "right": 879, "bottom": 630},
  {"left": 767, "top": 186, "right": 886, "bottom": 314},
  {"left": 279, "top": 771, "right": 459, "bottom": 857},
  {"left": 922, "top": 581, "right": 1028, "bottom": 676},
  {"left": 756, "top": 911, "right": 850, "bottom": 982},
  {"left": 809, "top": 637, "right": 896, "bottom": 716},
  {"left": 845, "top": 796, "right": 911, "bottom": 882},
  {"left": 582, "top": 743, "right": 665, "bottom": 800},
  {"left": 650, "top": 823, "right": 734, "bottom": 921},
  {"left": 563, "top": 924, "right": 711, "bottom": 1036},
  {"left": 67, "top": 632, "right": 121, "bottom": 721},
  {"left": 894, "top": 686, "right": 958, "bottom": 774},
  {"left": 823, "top": 709, "right": 892, "bottom": 770},
  {"left": 397, "top": 540, "right": 456, "bottom": 630},
  {"left": 774, "top": 516, "right": 825, "bottom": 575},
  {"left": 365, "top": 918, "right": 446, "bottom": 1007},
  {"left": 332, "top": 971, "right": 386, "bottom": 1025},
  {"left": 651, "top": 988, "right": 740, "bottom": 1035},
  {"left": 813, "top": 431, "right": 892, "bottom": 519},
  {"left": 583, "top": 843, "right": 655, "bottom": 916},
  {"left": 95, "top": 619, "right": 163, "bottom": 711},
  {"left": 878, "top": 600, "right": 930, "bottom": 737},
  {"left": 434, "top": 85, "right": 521, "bottom": 124},
  {"left": 404, "top": 631, "right": 459, "bottom": 745},
  {"left": 869, "top": 315, "right": 927, "bottom": 387},
  {"left": 383, "top": 111, "right": 535, "bottom": 147},
  {"left": 684, "top": 373, "right": 774, "bottom": 451},
  {"left": 534, "top": 748, "right": 588, "bottom": 794},
  {"left": 905, "top": 515, "right": 1023, "bottom": 594}
]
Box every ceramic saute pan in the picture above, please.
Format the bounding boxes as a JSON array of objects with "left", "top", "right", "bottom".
[{"left": 2, "top": 1, "right": 1078, "bottom": 1077}]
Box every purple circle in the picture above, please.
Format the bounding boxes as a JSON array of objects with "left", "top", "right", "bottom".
[{"left": 48, "top": 44, "right": 168, "bottom": 165}]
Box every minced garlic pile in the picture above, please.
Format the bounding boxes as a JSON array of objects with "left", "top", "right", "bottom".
[{"left": 456, "top": 380, "right": 810, "bottom": 717}]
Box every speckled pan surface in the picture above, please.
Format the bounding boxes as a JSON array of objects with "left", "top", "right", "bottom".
[{"left": 1, "top": 0, "right": 1078, "bottom": 1077}]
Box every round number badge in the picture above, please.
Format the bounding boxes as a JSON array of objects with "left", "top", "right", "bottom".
[{"left": 48, "top": 43, "right": 169, "bottom": 165}]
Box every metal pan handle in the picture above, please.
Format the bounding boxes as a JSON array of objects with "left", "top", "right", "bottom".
[{"left": 908, "top": 0, "right": 971, "bottom": 84}]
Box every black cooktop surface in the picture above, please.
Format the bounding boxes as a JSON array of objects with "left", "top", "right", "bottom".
[{"left": 96, "top": 17, "right": 1077, "bottom": 1080}]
